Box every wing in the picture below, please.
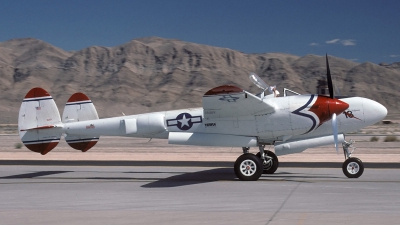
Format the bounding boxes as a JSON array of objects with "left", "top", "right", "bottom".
[{"left": 202, "top": 85, "right": 275, "bottom": 119}]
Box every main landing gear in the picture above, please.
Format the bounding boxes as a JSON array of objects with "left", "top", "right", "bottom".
[
  {"left": 234, "top": 146, "right": 278, "bottom": 181},
  {"left": 342, "top": 140, "right": 364, "bottom": 178}
]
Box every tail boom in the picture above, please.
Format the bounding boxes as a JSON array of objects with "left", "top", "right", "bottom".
[{"left": 18, "top": 88, "right": 167, "bottom": 154}]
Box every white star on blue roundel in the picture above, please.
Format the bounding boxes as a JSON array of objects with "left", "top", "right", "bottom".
[{"left": 166, "top": 113, "right": 202, "bottom": 130}]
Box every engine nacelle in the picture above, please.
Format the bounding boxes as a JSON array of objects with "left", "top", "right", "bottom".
[{"left": 169, "top": 132, "right": 258, "bottom": 147}]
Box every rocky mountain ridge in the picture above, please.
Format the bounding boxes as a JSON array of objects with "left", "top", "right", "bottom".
[{"left": 0, "top": 37, "right": 399, "bottom": 123}]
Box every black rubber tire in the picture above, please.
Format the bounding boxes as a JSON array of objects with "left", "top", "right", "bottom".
[
  {"left": 256, "top": 150, "right": 279, "bottom": 174},
  {"left": 234, "top": 153, "right": 263, "bottom": 181},
  {"left": 342, "top": 157, "right": 364, "bottom": 178}
]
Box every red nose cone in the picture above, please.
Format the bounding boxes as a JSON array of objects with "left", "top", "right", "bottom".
[
  {"left": 329, "top": 99, "right": 349, "bottom": 116},
  {"left": 308, "top": 96, "right": 350, "bottom": 127}
]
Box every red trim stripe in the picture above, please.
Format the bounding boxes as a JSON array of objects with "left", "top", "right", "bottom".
[
  {"left": 25, "top": 142, "right": 59, "bottom": 155},
  {"left": 24, "top": 87, "right": 51, "bottom": 98},
  {"left": 67, "top": 93, "right": 90, "bottom": 103},
  {"left": 204, "top": 85, "right": 243, "bottom": 96},
  {"left": 67, "top": 141, "right": 98, "bottom": 152}
]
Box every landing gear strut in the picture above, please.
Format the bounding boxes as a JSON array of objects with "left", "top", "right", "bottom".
[
  {"left": 255, "top": 145, "right": 279, "bottom": 174},
  {"left": 342, "top": 140, "right": 364, "bottom": 178}
]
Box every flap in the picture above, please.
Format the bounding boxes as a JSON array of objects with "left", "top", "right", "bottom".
[{"left": 203, "top": 85, "right": 275, "bottom": 118}]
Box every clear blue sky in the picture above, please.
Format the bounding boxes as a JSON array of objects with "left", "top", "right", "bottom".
[{"left": 1, "top": 0, "right": 399, "bottom": 64}]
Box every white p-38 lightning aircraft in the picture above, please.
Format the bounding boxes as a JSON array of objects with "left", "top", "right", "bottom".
[{"left": 18, "top": 56, "right": 387, "bottom": 181}]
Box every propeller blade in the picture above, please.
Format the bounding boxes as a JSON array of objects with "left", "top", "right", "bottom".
[
  {"left": 331, "top": 113, "right": 339, "bottom": 153},
  {"left": 326, "top": 54, "right": 334, "bottom": 99}
]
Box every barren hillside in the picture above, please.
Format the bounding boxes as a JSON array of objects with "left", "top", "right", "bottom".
[{"left": 0, "top": 37, "right": 399, "bottom": 123}]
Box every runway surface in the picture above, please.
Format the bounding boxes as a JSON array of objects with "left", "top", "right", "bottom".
[
  {"left": 2, "top": 135, "right": 400, "bottom": 163},
  {"left": 1, "top": 165, "right": 400, "bottom": 225}
]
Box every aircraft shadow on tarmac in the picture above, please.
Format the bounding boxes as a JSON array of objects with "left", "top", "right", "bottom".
[
  {"left": 141, "top": 168, "right": 237, "bottom": 188},
  {"left": 142, "top": 168, "right": 237, "bottom": 188},
  {"left": 0, "top": 171, "right": 72, "bottom": 179},
  {"left": 0, "top": 169, "right": 341, "bottom": 187},
  {"left": 140, "top": 169, "right": 342, "bottom": 188}
]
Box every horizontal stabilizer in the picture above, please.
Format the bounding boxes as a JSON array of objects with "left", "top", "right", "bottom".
[{"left": 20, "top": 124, "right": 62, "bottom": 131}]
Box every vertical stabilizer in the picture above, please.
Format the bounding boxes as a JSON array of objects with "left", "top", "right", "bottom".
[
  {"left": 18, "top": 87, "right": 62, "bottom": 155},
  {"left": 62, "top": 92, "right": 100, "bottom": 152}
]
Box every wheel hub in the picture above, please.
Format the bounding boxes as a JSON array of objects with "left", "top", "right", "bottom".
[
  {"left": 240, "top": 160, "right": 257, "bottom": 176},
  {"left": 263, "top": 158, "right": 272, "bottom": 170},
  {"left": 347, "top": 162, "right": 359, "bottom": 174}
]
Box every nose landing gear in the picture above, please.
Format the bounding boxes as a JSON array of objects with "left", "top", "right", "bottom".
[{"left": 342, "top": 140, "right": 364, "bottom": 178}]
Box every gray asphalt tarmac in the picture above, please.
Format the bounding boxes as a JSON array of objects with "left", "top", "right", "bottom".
[
  {"left": 1, "top": 159, "right": 399, "bottom": 168},
  {"left": 1, "top": 165, "right": 400, "bottom": 225}
]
